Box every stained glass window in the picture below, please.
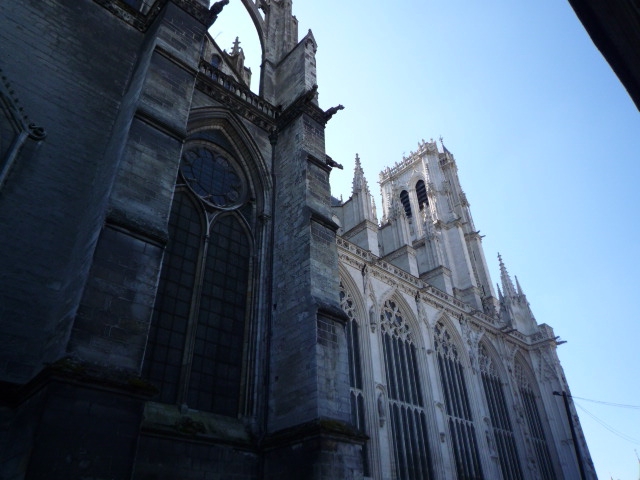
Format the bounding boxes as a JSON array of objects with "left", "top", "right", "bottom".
[
  {"left": 434, "top": 321, "right": 483, "bottom": 480},
  {"left": 339, "top": 281, "right": 369, "bottom": 476},
  {"left": 381, "top": 300, "right": 433, "bottom": 480},
  {"left": 515, "top": 359, "right": 556, "bottom": 480},
  {"left": 143, "top": 143, "right": 253, "bottom": 418},
  {"left": 479, "top": 343, "right": 523, "bottom": 480}
]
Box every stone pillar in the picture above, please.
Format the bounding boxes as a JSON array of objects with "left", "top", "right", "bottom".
[{"left": 264, "top": 36, "right": 365, "bottom": 480}]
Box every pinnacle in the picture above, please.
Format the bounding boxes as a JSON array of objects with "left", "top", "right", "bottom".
[
  {"left": 498, "top": 253, "right": 517, "bottom": 297},
  {"left": 352, "top": 153, "right": 369, "bottom": 195}
]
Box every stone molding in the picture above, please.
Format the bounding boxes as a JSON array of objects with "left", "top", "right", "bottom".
[
  {"left": 92, "top": 0, "right": 216, "bottom": 31},
  {"left": 262, "top": 418, "right": 367, "bottom": 451},
  {"left": 0, "top": 358, "right": 157, "bottom": 408}
]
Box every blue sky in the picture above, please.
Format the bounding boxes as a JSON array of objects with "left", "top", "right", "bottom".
[{"left": 213, "top": 1, "right": 640, "bottom": 478}]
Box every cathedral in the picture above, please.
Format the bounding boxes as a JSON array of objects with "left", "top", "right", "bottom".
[{"left": 0, "top": 0, "right": 594, "bottom": 479}]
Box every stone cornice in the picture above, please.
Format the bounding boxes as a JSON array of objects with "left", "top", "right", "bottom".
[
  {"left": 92, "top": 0, "right": 216, "bottom": 31},
  {"left": 196, "top": 62, "right": 277, "bottom": 131},
  {"left": 262, "top": 418, "right": 367, "bottom": 451},
  {"left": 0, "top": 358, "right": 157, "bottom": 408},
  {"left": 92, "top": 0, "right": 165, "bottom": 32}
]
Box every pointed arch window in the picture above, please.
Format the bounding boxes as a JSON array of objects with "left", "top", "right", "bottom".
[
  {"left": 339, "top": 281, "right": 369, "bottom": 476},
  {"left": 416, "top": 180, "right": 428, "bottom": 211},
  {"left": 434, "top": 321, "right": 483, "bottom": 479},
  {"left": 479, "top": 343, "right": 523, "bottom": 480},
  {"left": 143, "top": 143, "right": 255, "bottom": 418},
  {"left": 400, "top": 190, "right": 412, "bottom": 218},
  {"left": 515, "top": 359, "right": 556, "bottom": 480},
  {"left": 380, "top": 300, "right": 433, "bottom": 480}
]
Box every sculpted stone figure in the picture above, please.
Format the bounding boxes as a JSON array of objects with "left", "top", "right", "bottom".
[{"left": 207, "top": 0, "right": 229, "bottom": 26}]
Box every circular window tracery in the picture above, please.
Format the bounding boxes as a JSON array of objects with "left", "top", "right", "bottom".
[{"left": 180, "top": 146, "right": 246, "bottom": 208}]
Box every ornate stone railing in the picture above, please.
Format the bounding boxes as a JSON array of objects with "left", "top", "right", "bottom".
[
  {"left": 423, "top": 285, "right": 469, "bottom": 311},
  {"left": 198, "top": 59, "right": 278, "bottom": 119},
  {"left": 378, "top": 140, "right": 438, "bottom": 182},
  {"left": 336, "top": 237, "right": 374, "bottom": 262}
]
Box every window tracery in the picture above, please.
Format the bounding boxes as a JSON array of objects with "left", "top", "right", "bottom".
[
  {"left": 181, "top": 145, "right": 247, "bottom": 208},
  {"left": 434, "top": 321, "right": 483, "bottom": 479},
  {"left": 381, "top": 300, "right": 433, "bottom": 480},
  {"left": 515, "top": 359, "right": 556, "bottom": 480},
  {"left": 339, "top": 281, "right": 369, "bottom": 476},
  {"left": 143, "top": 140, "right": 255, "bottom": 418},
  {"left": 479, "top": 343, "right": 523, "bottom": 480}
]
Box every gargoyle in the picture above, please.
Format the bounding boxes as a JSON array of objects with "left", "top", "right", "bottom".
[
  {"left": 207, "top": 0, "right": 229, "bottom": 27},
  {"left": 323, "top": 104, "right": 344, "bottom": 122}
]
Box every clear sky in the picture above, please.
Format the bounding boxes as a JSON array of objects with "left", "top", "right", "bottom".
[{"left": 213, "top": 1, "right": 640, "bottom": 478}]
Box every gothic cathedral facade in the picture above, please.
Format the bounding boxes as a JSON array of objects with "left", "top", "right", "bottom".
[{"left": 0, "top": 1, "right": 593, "bottom": 479}]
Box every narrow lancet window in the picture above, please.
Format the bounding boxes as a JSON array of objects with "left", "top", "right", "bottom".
[
  {"left": 434, "top": 321, "right": 483, "bottom": 479},
  {"left": 416, "top": 180, "right": 428, "bottom": 211},
  {"left": 479, "top": 343, "right": 523, "bottom": 480},
  {"left": 515, "top": 359, "right": 556, "bottom": 480},
  {"left": 380, "top": 300, "right": 433, "bottom": 480},
  {"left": 400, "top": 190, "right": 412, "bottom": 218},
  {"left": 340, "top": 281, "right": 369, "bottom": 475}
]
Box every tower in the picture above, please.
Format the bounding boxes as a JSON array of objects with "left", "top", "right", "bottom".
[{"left": 377, "top": 139, "right": 497, "bottom": 313}]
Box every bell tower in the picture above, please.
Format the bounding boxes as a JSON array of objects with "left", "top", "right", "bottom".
[{"left": 378, "top": 139, "right": 498, "bottom": 313}]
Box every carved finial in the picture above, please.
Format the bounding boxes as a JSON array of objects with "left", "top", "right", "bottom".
[{"left": 207, "top": 0, "right": 229, "bottom": 26}]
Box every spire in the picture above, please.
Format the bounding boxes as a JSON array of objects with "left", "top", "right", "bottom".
[
  {"left": 496, "top": 283, "right": 504, "bottom": 303},
  {"left": 498, "top": 253, "right": 517, "bottom": 297},
  {"left": 515, "top": 275, "right": 524, "bottom": 296},
  {"left": 439, "top": 135, "right": 452, "bottom": 155}
]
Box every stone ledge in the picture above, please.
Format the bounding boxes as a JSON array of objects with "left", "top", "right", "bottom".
[
  {"left": 263, "top": 417, "right": 367, "bottom": 451},
  {"left": 0, "top": 357, "right": 157, "bottom": 408}
]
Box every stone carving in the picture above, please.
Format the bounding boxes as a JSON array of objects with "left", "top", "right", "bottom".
[
  {"left": 377, "top": 390, "right": 386, "bottom": 427},
  {"left": 323, "top": 104, "right": 344, "bottom": 122},
  {"left": 207, "top": 0, "right": 229, "bottom": 26}
]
